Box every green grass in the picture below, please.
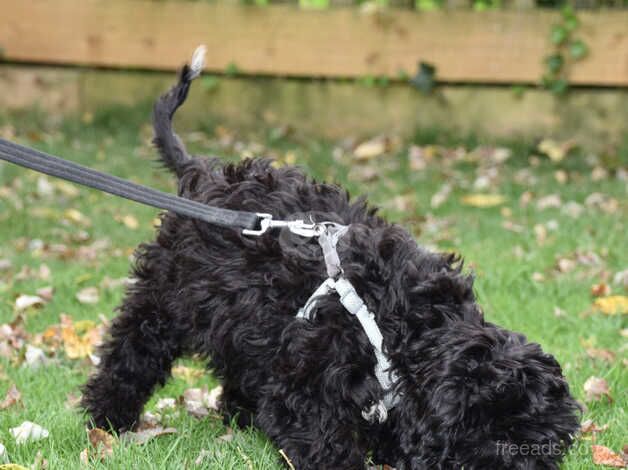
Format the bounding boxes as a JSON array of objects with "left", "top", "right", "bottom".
[{"left": 0, "top": 108, "right": 626, "bottom": 469}]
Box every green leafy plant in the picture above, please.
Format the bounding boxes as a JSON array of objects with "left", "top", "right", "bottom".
[
  {"left": 299, "top": 0, "right": 330, "bottom": 9},
  {"left": 225, "top": 62, "right": 241, "bottom": 77},
  {"left": 410, "top": 62, "right": 436, "bottom": 94},
  {"left": 542, "top": 6, "right": 588, "bottom": 96}
]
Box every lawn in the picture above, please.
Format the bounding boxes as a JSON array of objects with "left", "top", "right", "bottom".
[{"left": 0, "top": 107, "right": 626, "bottom": 469}]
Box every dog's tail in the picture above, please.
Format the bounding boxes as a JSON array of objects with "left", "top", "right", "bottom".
[{"left": 152, "top": 45, "right": 206, "bottom": 178}]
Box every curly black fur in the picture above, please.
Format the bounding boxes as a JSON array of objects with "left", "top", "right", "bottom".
[{"left": 81, "top": 64, "right": 581, "bottom": 469}]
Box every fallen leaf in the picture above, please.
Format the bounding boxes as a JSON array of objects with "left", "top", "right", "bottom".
[
  {"left": 87, "top": 428, "right": 115, "bottom": 460},
  {"left": 536, "top": 194, "right": 562, "bottom": 210},
  {"left": 537, "top": 138, "right": 575, "bottom": 162},
  {"left": 461, "top": 194, "right": 505, "bottom": 208},
  {"left": 347, "top": 166, "right": 378, "bottom": 182},
  {"left": 501, "top": 220, "right": 525, "bottom": 233},
  {"left": 9, "top": 421, "right": 49, "bottom": 444},
  {"left": 118, "top": 215, "right": 139, "bottom": 230},
  {"left": 216, "top": 428, "right": 234, "bottom": 443},
  {"left": 61, "top": 316, "right": 102, "bottom": 359},
  {"left": 156, "top": 397, "right": 176, "bottom": 412},
  {"left": 194, "top": 449, "right": 211, "bottom": 465},
  {"left": 0, "top": 465, "right": 28, "bottom": 470},
  {"left": 591, "top": 283, "right": 611, "bottom": 298},
  {"left": 353, "top": 136, "right": 389, "bottom": 160},
  {"left": 55, "top": 181, "right": 80, "bottom": 198},
  {"left": 554, "top": 170, "right": 568, "bottom": 184},
  {"left": 591, "top": 166, "right": 608, "bottom": 182},
  {"left": 534, "top": 224, "right": 548, "bottom": 245},
  {"left": 63, "top": 209, "right": 91, "bottom": 226},
  {"left": 562, "top": 201, "right": 584, "bottom": 218},
  {"left": 613, "top": 269, "right": 628, "bottom": 289},
  {"left": 593, "top": 296, "right": 628, "bottom": 315},
  {"left": 14, "top": 295, "right": 44, "bottom": 312},
  {"left": 79, "top": 448, "right": 89, "bottom": 466},
  {"left": 172, "top": 365, "right": 204, "bottom": 384},
  {"left": 591, "top": 444, "right": 625, "bottom": 467},
  {"left": 36, "top": 177, "right": 54, "bottom": 197},
  {"left": 24, "top": 345, "right": 48, "bottom": 369},
  {"left": 581, "top": 419, "right": 609, "bottom": 434},
  {"left": 585, "top": 193, "right": 619, "bottom": 214},
  {"left": 76, "top": 287, "right": 100, "bottom": 305},
  {"left": 0, "top": 384, "right": 21, "bottom": 410},
  {"left": 205, "top": 385, "right": 222, "bottom": 411},
  {"left": 585, "top": 348, "right": 616, "bottom": 363},
  {"left": 139, "top": 412, "right": 161, "bottom": 428},
  {"left": 36, "top": 286, "right": 54, "bottom": 302},
  {"left": 553, "top": 307, "right": 566, "bottom": 317},
  {"left": 557, "top": 258, "right": 577, "bottom": 273},
  {"left": 0, "top": 259, "right": 11, "bottom": 272},
  {"left": 583, "top": 376, "right": 612, "bottom": 402},
  {"left": 430, "top": 184, "right": 452, "bottom": 209},
  {"left": 122, "top": 426, "right": 176, "bottom": 445},
  {"left": 532, "top": 272, "right": 545, "bottom": 282}
]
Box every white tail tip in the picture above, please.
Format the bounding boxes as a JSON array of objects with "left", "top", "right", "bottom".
[{"left": 189, "top": 45, "right": 207, "bottom": 79}]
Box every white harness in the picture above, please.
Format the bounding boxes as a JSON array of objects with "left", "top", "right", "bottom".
[{"left": 248, "top": 218, "right": 399, "bottom": 423}]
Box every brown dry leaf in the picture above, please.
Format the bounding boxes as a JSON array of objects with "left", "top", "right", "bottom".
[
  {"left": 586, "top": 348, "right": 616, "bottom": 363},
  {"left": 172, "top": 365, "right": 204, "bottom": 384},
  {"left": 76, "top": 287, "right": 100, "bottom": 305},
  {"left": 87, "top": 428, "right": 115, "bottom": 461},
  {"left": 122, "top": 426, "right": 177, "bottom": 445},
  {"left": 36, "top": 286, "right": 54, "bottom": 302},
  {"left": 461, "top": 194, "right": 505, "bottom": 208},
  {"left": 581, "top": 419, "right": 609, "bottom": 435},
  {"left": 591, "top": 444, "right": 625, "bottom": 468},
  {"left": 583, "top": 376, "right": 612, "bottom": 402},
  {"left": 591, "top": 283, "right": 611, "bottom": 298},
  {"left": 593, "top": 296, "right": 628, "bottom": 315},
  {"left": 0, "top": 384, "right": 21, "bottom": 410}
]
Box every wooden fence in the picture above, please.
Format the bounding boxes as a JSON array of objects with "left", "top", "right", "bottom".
[{"left": 0, "top": 0, "right": 627, "bottom": 86}]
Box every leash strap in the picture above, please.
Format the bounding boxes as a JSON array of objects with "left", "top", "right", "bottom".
[{"left": 0, "top": 138, "right": 261, "bottom": 230}]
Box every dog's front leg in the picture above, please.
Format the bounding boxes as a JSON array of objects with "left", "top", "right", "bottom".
[{"left": 81, "top": 277, "right": 185, "bottom": 432}]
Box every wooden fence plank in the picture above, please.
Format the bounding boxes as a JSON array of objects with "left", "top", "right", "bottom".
[{"left": 0, "top": 0, "right": 626, "bottom": 85}]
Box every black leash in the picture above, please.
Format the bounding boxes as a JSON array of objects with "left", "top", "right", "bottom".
[{"left": 0, "top": 138, "right": 261, "bottom": 231}]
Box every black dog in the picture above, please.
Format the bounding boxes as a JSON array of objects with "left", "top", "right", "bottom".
[{"left": 82, "top": 56, "right": 580, "bottom": 469}]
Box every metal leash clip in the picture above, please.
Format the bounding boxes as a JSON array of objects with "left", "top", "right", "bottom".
[
  {"left": 243, "top": 214, "right": 339, "bottom": 238},
  {"left": 243, "top": 213, "right": 319, "bottom": 237}
]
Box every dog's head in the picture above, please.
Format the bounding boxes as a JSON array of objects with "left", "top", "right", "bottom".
[{"left": 390, "top": 322, "right": 581, "bottom": 469}]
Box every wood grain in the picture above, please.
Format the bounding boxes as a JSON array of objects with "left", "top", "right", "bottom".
[{"left": 0, "top": 0, "right": 626, "bottom": 85}]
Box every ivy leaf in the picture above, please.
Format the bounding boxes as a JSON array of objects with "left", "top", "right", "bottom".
[
  {"left": 410, "top": 62, "right": 436, "bottom": 94},
  {"left": 549, "top": 78, "right": 569, "bottom": 95},
  {"left": 551, "top": 25, "right": 568, "bottom": 45},
  {"left": 545, "top": 54, "right": 564, "bottom": 74},
  {"left": 224, "top": 62, "right": 240, "bottom": 77},
  {"left": 569, "top": 39, "right": 588, "bottom": 60}
]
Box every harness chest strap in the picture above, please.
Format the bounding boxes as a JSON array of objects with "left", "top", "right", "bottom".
[{"left": 295, "top": 223, "right": 400, "bottom": 423}]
